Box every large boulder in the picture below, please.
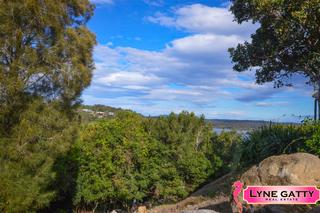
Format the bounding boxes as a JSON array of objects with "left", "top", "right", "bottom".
[
  {"left": 137, "top": 206, "right": 148, "bottom": 213},
  {"left": 307, "top": 206, "right": 320, "bottom": 213},
  {"left": 231, "top": 153, "right": 320, "bottom": 213}
]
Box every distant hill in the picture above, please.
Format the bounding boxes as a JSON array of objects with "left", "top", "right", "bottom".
[
  {"left": 78, "top": 105, "right": 124, "bottom": 122},
  {"left": 78, "top": 105, "right": 298, "bottom": 130},
  {"left": 80, "top": 104, "right": 122, "bottom": 113},
  {"left": 208, "top": 119, "right": 298, "bottom": 130}
]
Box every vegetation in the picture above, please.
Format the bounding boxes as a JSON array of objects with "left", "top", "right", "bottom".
[
  {"left": 72, "top": 111, "right": 222, "bottom": 212},
  {"left": 239, "top": 122, "right": 320, "bottom": 167},
  {"left": 1, "top": 0, "right": 320, "bottom": 212},
  {"left": 0, "top": 0, "right": 95, "bottom": 212},
  {"left": 212, "top": 131, "right": 242, "bottom": 174},
  {"left": 80, "top": 105, "right": 122, "bottom": 113},
  {"left": 229, "top": 0, "right": 320, "bottom": 117},
  {"left": 0, "top": 100, "right": 79, "bottom": 212},
  {"left": 229, "top": 0, "right": 320, "bottom": 86},
  {"left": 78, "top": 105, "right": 122, "bottom": 123},
  {"left": 0, "top": 0, "right": 96, "bottom": 132}
]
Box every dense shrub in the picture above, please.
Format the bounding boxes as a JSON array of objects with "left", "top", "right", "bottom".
[
  {"left": 145, "top": 112, "right": 221, "bottom": 188},
  {"left": 239, "top": 122, "right": 320, "bottom": 167},
  {"left": 212, "top": 131, "right": 242, "bottom": 174},
  {"left": 302, "top": 122, "right": 320, "bottom": 156},
  {"left": 73, "top": 111, "right": 221, "bottom": 211},
  {"left": 0, "top": 100, "right": 78, "bottom": 212}
]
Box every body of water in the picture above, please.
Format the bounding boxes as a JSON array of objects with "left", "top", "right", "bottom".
[{"left": 214, "top": 128, "right": 248, "bottom": 135}]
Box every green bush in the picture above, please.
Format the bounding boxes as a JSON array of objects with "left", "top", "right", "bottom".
[
  {"left": 239, "top": 122, "right": 320, "bottom": 167},
  {"left": 302, "top": 122, "right": 320, "bottom": 156},
  {"left": 73, "top": 111, "right": 221, "bottom": 211},
  {"left": 145, "top": 112, "right": 221, "bottom": 188},
  {"left": 0, "top": 100, "right": 78, "bottom": 212},
  {"left": 212, "top": 131, "right": 242, "bottom": 174}
]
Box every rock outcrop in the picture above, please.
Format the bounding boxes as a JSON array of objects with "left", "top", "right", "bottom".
[
  {"left": 231, "top": 153, "right": 320, "bottom": 213},
  {"left": 137, "top": 206, "right": 148, "bottom": 213},
  {"left": 307, "top": 206, "right": 320, "bottom": 213}
]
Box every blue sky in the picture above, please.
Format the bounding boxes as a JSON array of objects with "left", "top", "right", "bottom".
[{"left": 83, "top": 0, "right": 313, "bottom": 122}]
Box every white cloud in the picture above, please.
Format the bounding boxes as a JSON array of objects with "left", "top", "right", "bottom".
[
  {"left": 83, "top": 3, "right": 312, "bottom": 119},
  {"left": 143, "top": 0, "right": 164, "bottom": 7},
  {"left": 165, "top": 34, "right": 244, "bottom": 65},
  {"left": 256, "top": 101, "right": 289, "bottom": 107},
  {"left": 91, "top": 41, "right": 284, "bottom": 105},
  {"left": 147, "top": 4, "right": 256, "bottom": 36},
  {"left": 167, "top": 34, "right": 243, "bottom": 54},
  {"left": 96, "top": 71, "right": 162, "bottom": 86}
]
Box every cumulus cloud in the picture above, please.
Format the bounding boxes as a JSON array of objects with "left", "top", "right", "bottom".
[
  {"left": 165, "top": 34, "right": 244, "bottom": 65},
  {"left": 147, "top": 4, "right": 256, "bottom": 36},
  {"left": 91, "top": 37, "right": 289, "bottom": 109},
  {"left": 96, "top": 71, "right": 163, "bottom": 86},
  {"left": 84, "top": 3, "right": 312, "bottom": 119},
  {"left": 167, "top": 34, "right": 243, "bottom": 54}
]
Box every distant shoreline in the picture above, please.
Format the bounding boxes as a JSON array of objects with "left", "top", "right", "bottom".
[
  {"left": 80, "top": 104, "right": 301, "bottom": 130},
  {"left": 208, "top": 119, "right": 300, "bottom": 131}
]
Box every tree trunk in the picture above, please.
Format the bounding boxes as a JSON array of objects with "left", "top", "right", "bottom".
[
  {"left": 315, "top": 99, "right": 317, "bottom": 121},
  {"left": 92, "top": 203, "right": 98, "bottom": 213},
  {"left": 318, "top": 82, "right": 320, "bottom": 121},
  {"left": 314, "top": 81, "right": 320, "bottom": 121},
  {"left": 318, "top": 98, "right": 320, "bottom": 121}
]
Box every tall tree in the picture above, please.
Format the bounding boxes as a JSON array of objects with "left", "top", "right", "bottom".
[
  {"left": 228, "top": 0, "right": 320, "bottom": 119},
  {"left": 0, "top": 100, "right": 79, "bottom": 212},
  {"left": 0, "top": 0, "right": 96, "bottom": 132},
  {"left": 0, "top": 1, "right": 96, "bottom": 211}
]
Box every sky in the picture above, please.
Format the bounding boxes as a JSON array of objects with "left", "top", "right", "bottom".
[{"left": 83, "top": 0, "right": 314, "bottom": 122}]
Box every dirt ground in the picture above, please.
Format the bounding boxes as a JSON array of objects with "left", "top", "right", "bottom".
[{"left": 149, "top": 172, "right": 241, "bottom": 213}]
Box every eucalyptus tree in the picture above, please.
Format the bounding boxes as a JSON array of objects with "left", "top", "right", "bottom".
[
  {"left": 0, "top": 0, "right": 96, "bottom": 211},
  {"left": 0, "top": 0, "right": 96, "bottom": 131}
]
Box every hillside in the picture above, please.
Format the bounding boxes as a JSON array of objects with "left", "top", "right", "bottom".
[
  {"left": 79, "top": 105, "right": 297, "bottom": 130},
  {"left": 78, "top": 105, "right": 124, "bottom": 122}
]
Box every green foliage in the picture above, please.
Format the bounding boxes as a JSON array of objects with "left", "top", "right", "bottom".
[
  {"left": 73, "top": 111, "right": 220, "bottom": 211},
  {"left": 239, "top": 122, "right": 320, "bottom": 167},
  {"left": 0, "top": 0, "right": 96, "bottom": 131},
  {"left": 0, "top": 100, "right": 78, "bottom": 212},
  {"left": 212, "top": 131, "right": 242, "bottom": 173},
  {"left": 0, "top": 1, "right": 96, "bottom": 212},
  {"left": 74, "top": 111, "right": 150, "bottom": 210},
  {"left": 146, "top": 112, "right": 219, "bottom": 187},
  {"left": 240, "top": 124, "right": 304, "bottom": 166},
  {"left": 229, "top": 0, "right": 320, "bottom": 87},
  {"left": 303, "top": 122, "right": 320, "bottom": 156}
]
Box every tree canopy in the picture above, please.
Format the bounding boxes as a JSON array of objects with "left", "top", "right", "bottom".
[
  {"left": 0, "top": 1, "right": 96, "bottom": 212},
  {"left": 0, "top": 100, "right": 79, "bottom": 212},
  {"left": 0, "top": 0, "right": 96, "bottom": 131},
  {"left": 73, "top": 111, "right": 221, "bottom": 212},
  {"left": 229, "top": 0, "right": 320, "bottom": 88}
]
